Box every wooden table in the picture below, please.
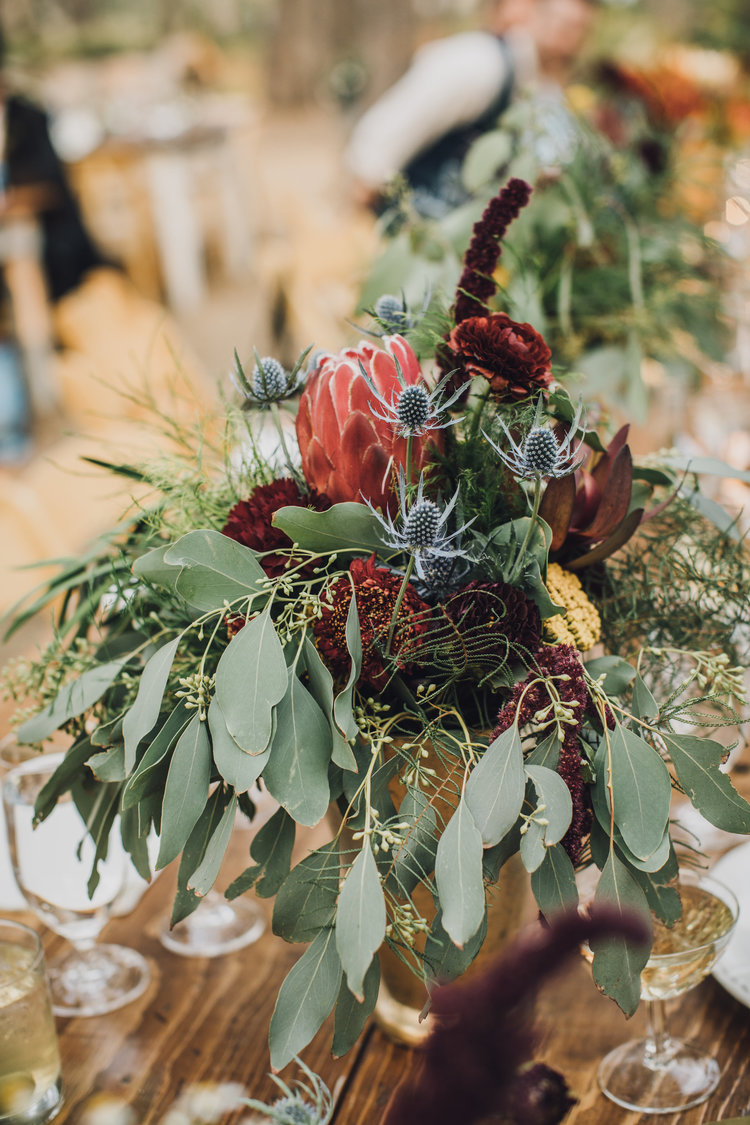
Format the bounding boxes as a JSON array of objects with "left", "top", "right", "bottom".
[{"left": 15, "top": 763, "right": 750, "bottom": 1125}]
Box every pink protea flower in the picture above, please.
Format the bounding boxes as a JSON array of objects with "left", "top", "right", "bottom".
[{"left": 295, "top": 336, "right": 441, "bottom": 511}]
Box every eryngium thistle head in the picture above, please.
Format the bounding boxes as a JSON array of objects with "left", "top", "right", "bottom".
[
  {"left": 403, "top": 499, "right": 442, "bottom": 549},
  {"left": 396, "top": 384, "right": 431, "bottom": 432},
  {"left": 523, "top": 428, "right": 559, "bottom": 475},
  {"left": 252, "top": 356, "right": 287, "bottom": 400},
  {"left": 374, "top": 293, "right": 412, "bottom": 333}
]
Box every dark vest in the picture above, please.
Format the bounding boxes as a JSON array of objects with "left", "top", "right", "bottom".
[
  {"left": 4, "top": 95, "right": 108, "bottom": 300},
  {"left": 401, "top": 36, "right": 515, "bottom": 219}
]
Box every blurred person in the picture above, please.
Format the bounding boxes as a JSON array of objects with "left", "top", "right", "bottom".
[
  {"left": 345, "top": 0, "right": 597, "bottom": 216},
  {"left": 0, "top": 85, "right": 109, "bottom": 302}
]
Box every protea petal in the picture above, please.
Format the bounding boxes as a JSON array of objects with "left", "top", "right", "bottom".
[
  {"left": 539, "top": 474, "right": 576, "bottom": 552},
  {"left": 591, "top": 424, "right": 630, "bottom": 491},
  {"left": 582, "top": 444, "right": 633, "bottom": 542},
  {"left": 296, "top": 338, "right": 437, "bottom": 508}
]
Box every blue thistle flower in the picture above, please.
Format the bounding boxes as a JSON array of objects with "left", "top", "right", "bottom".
[
  {"left": 484, "top": 399, "right": 585, "bottom": 481},
  {"left": 367, "top": 470, "right": 473, "bottom": 580},
  {"left": 359, "top": 362, "right": 469, "bottom": 439},
  {"left": 374, "top": 293, "right": 412, "bottom": 333},
  {"left": 232, "top": 346, "right": 312, "bottom": 407},
  {"left": 252, "top": 356, "right": 287, "bottom": 399}
]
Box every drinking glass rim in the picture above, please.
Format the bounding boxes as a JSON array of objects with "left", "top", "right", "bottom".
[
  {"left": 2, "top": 750, "right": 66, "bottom": 784},
  {"left": 0, "top": 917, "right": 44, "bottom": 982},
  {"left": 647, "top": 871, "right": 740, "bottom": 964}
]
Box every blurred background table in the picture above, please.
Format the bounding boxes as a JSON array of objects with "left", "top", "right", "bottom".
[{"left": 9, "top": 752, "right": 748, "bottom": 1125}]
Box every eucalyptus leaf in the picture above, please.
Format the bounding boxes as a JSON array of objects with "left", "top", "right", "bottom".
[
  {"left": 591, "top": 850, "right": 652, "bottom": 1017},
  {"left": 332, "top": 597, "right": 362, "bottom": 748},
  {"left": 530, "top": 844, "right": 578, "bottom": 918},
  {"left": 18, "top": 659, "right": 128, "bottom": 745},
  {"left": 609, "top": 724, "right": 671, "bottom": 861},
  {"left": 435, "top": 796, "right": 485, "bottom": 949},
  {"left": 165, "top": 529, "right": 268, "bottom": 612},
  {"left": 121, "top": 704, "right": 190, "bottom": 810},
  {"left": 424, "top": 907, "right": 488, "bottom": 984},
  {"left": 122, "top": 637, "right": 180, "bottom": 773},
  {"left": 34, "top": 738, "right": 95, "bottom": 823},
  {"left": 332, "top": 956, "right": 380, "bottom": 1059},
  {"left": 188, "top": 792, "right": 237, "bottom": 896},
  {"left": 272, "top": 502, "right": 395, "bottom": 558},
  {"left": 226, "top": 806, "right": 295, "bottom": 900},
  {"left": 525, "top": 764, "right": 573, "bottom": 846},
  {"left": 131, "top": 543, "right": 180, "bottom": 590},
  {"left": 336, "top": 844, "right": 386, "bottom": 1000},
  {"left": 88, "top": 744, "right": 126, "bottom": 783},
  {"left": 632, "top": 674, "right": 658, "bottom": 721},
  {"left": 584, "top": 655, "right": 636, "bottom": 696},
  {"left": 303, "top": 636, "right": 357, "bottom": 771},
  {"left": 389, "top": 785, "right": 438, "bottom": 895},
  {"left": 269, "top": 927, "right": 343, "bottom": 1071},
  {"left": 465, "top": 725, "right": 525, "bottom": 847},
  {"left": 661, "top": 732, "right": 750, "bottom": 833},
  {"left": 263, "top": 673, "right": 332, "bottom": 827},
  {"left": 119, "top": 804, "right": 151, "bottom": 882},
  {"left": 170, "top": 787, "right": 234, "bottom": 925},
  {"left": 156, "top": 713, "right": 212, "bottom": 869},
  {"left": 208, "top": 698, "right": 271, "bottom": 792},
  {"left": 215, "top": 606, "right": 287, "bottom": 755},
  {"left": 520, "top": 816, "right": 546, "bottom": 873},
  {"left": 272, "top": 842, "right": 340, "bottom": 942},
  {"left": 525, "top": 730, "right": 561, "bottom": 769}
]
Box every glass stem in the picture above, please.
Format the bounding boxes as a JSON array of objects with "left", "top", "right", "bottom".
[{"left": 645, "top": 1000, "right": 672, "bottom": 1065}]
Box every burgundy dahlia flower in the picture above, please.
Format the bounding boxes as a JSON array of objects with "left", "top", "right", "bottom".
[
  {"left": 445, "top": 313, "right": 553, "bottom": 402},
  {"left": 222, "top": 478, "right": 331, "bottom": 578}
]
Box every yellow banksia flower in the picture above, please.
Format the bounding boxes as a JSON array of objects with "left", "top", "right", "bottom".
[{"left": 544, "top": 563, "right": 601, "bottom": 651}]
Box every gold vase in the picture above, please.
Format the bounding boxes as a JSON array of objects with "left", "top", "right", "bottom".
[{"left": 374, "top": 849, "right": 531, "bottom": 1047}]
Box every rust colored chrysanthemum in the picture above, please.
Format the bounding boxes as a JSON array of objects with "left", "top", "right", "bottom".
[
  {"left": 222, "top": 478, "right": 331, "bottom": 577},
  {"left": 314, "top": 554, "right": 432, "bottom": 689},
  {"left": 445, "top": 314, "right": 553, "bottom": 402}
]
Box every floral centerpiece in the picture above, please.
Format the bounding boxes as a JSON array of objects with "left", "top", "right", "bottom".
[{"left": 4, "top": 179, "right": 750, "bottom": 1073}]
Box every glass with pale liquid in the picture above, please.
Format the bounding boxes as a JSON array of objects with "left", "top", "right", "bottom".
[
  {"left": 597, "top": 872, "right": 739, "bottom": 1114},
  {"left": 0, "top": 919, "right": 62, "bottom": 1124}
]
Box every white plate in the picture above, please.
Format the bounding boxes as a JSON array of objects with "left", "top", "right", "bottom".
[{"left": 711, "top": 840, "right": 750, "bottom": 1008}]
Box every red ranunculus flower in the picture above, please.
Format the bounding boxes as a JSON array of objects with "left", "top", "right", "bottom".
[
  {"left": 222, "top": 478, "right": 331, "bottom": 578},
  {"left": 446, "top": 314, "right": 553, "bottom": 402},
  {"left": 314, "top": 554, "right": 432, "bottom": 689},
  {"left": 295, "top": 336, "right": 441, "bottom": 511}
]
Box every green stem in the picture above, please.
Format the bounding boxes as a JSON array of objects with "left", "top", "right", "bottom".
[
  {"left": 469, "top": 388, "right": 492, "bottom": 440},
  {"left": 270, "top": 402, "right": 298, "bottom": 481},
  {"left": 405, "top": 433, "right": 414, "bottom": 487},
  {"left": 385, "top": 555, "right": 416, "bottom": 658},
  {"left": 508, "top": 475, "right": 543, "bottom": 584}
]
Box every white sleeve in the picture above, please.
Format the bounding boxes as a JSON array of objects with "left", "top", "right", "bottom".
[{"left": 345, "top": 32, "right": 510, "bottom": 189}]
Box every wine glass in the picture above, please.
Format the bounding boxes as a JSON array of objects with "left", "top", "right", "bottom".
[
  {"left": 597, "top": 870, "right": 739, "bottom": 1114},
  {"left": 2, "top": 751, "right": 150, "bottom": 1017}
]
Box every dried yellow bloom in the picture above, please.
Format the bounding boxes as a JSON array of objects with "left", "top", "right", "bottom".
[{"left": 544, "top": 563, "right": 601, "bottom": 652}]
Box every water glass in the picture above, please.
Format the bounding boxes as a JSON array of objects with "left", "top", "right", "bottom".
[{"left": 0, "top": 918, "right": 63, "bottom": 1124}]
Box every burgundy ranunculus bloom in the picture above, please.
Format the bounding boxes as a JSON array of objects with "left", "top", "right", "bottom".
[
  {"left": 314, "top": 554, "right": 432, "bottom": 689},
  {"left": 446, "top": 313, "right": 553, "bottom": 402},
  {"left": 222, "top": 478, "right": 331, "bottom": 578}
]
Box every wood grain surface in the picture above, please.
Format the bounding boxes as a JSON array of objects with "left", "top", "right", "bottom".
[{"left": 10, "top": 763, "right": 750, "bottom": 1125}]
